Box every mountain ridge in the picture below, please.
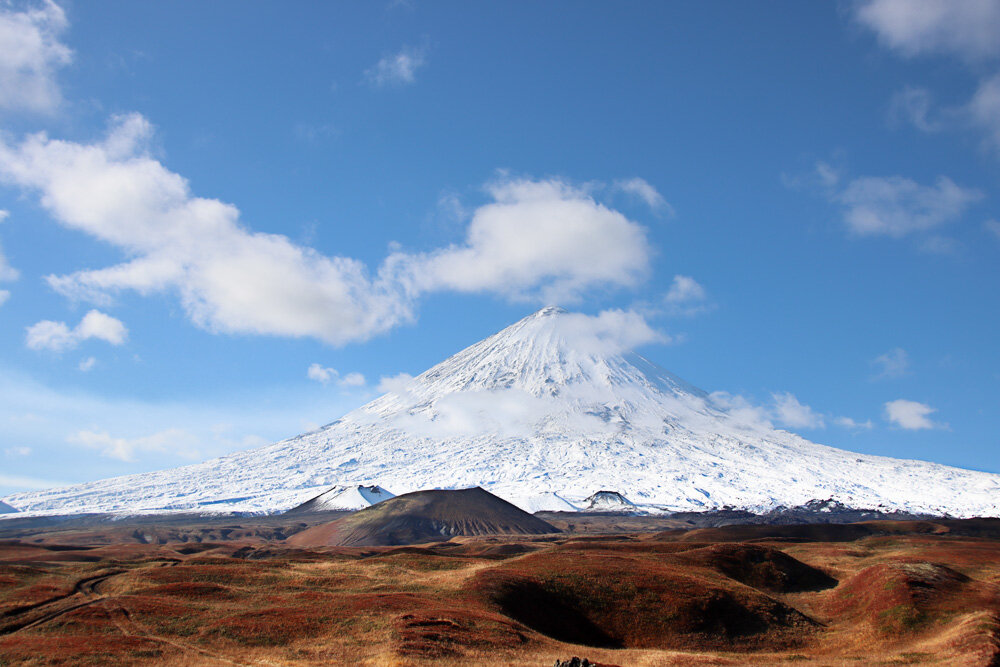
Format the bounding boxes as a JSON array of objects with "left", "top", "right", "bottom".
[{"left": 4, "top": 307, "right": 999, "bottom": 518}]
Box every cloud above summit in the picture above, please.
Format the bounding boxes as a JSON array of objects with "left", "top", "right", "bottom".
[
  {"left": 0, "top": 116, "right": 659, "bottom": 345},
  {"left": 386, "top": 178, "right": 652, "bottom": 304}
]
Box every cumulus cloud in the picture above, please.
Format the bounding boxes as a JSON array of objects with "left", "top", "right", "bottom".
[
  {"left": 365, "top": 45, "right": 426, "bottom": 87},
  {"left": 0, "top": 117, "right": 657, "bottom": 345},
  {"left": 307, "top": 363, "right": 365, "bottom": 387},
  {"left": 855, "top": 0, "right": 1000, "bottom": 61},
  {"left": 25, "top": 309, "right": 127, "bottom": 352},
  {"left": 0, "top": 0, "right": 71, "bottom": 114},
  {"left": 0, "top": 114, "right": 412, "bottom": 345},
  {"left": 871, "top": 347, "right": 910, "bottom": 379},
  {"left": 615, "top": 177, "right": 674, "bottom": 215},
  {"left": 554, "top": 308, "right": 668, "bottom": 355},
  {"left": 388, "top": 178, "right": 651, "bottom": 304},
  {"left": 884, "top": 398, "right": 942, "bottom": 430},
  {"left": 771, "top": 392, "right": 826, "bottom": 429},
  {"left": 832, "top": 173, "right": 982, "bottom": 237},
  {"left": 69, "top": 428, "right": 200, "bottom": 462}
]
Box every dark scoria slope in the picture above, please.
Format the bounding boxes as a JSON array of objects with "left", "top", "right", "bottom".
[{"left": 286, "top": 487, "right": 560, "bottom": 547}]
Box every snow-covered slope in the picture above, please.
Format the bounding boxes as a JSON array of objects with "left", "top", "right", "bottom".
[
  {"left": 0, "top": 501, "right": 17, "bottom": 514},
  {"left": 584, "top": 490, "right": 636, "bottom": 512},
  {"left": 4, "top": 307, "right": 1000, "bottom": 517},
  {"left": 288, "top": 484, "right": 394, "bottom": 512}
]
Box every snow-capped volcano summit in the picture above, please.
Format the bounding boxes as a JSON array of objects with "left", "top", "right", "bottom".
[{"left": 5, "top": 307, "right": 1000, "bottom": 517}]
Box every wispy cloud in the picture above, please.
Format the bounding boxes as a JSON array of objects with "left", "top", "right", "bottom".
[
  {"left": 871, "top": 348, "right": 910, "bottom": 379},
  {"left": 712, "top": 390, "right": 872, "bottom": 433},
  {"left": 834, "top": 174, "right": 982, "bottom": 238},
  {"left": 855, "top": 0, "right": 1000, "bottom": 158},
  {"left": 985, "top": 219, "right": 1000, "bottom": 241},
  {"left": 968, "top": 73, "right": 1000, "bottom": 154},
  {"left": 69, "top": 428, "right": 201, "bottom": 462},
  {"left": 663, "top": 275, "right": 711, "bottom": 317},
  {"left": 0, "top": 209, "right": 17, "bottom": 306},
  {"left": 365, "top": 45, "right": 426, "bottom": 87},
  {"left": 888, "top": 86, "right": 942, "bottom": 132},
  {"left": 614, "top": 177, "right": 674, "bottom": 215}
]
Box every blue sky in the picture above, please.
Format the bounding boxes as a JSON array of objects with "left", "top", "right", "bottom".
[{"left": 0, "top": 0, "right": 998, "bottom": 497}]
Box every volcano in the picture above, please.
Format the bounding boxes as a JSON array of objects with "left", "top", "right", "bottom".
[
  {"left": 4, "top": 306, "right": 999, "bottom": 517},
  {"left": 287, "top": 487, "right": 560, "bottom": 547}
]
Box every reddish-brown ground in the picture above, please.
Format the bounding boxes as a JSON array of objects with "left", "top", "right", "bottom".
[{"left": 1, "top": 520, "right": 999, "bottom": 666}]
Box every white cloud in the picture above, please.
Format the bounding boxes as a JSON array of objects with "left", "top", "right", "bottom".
[
  {"left": 376, "top": 372, "right": 415, "bottom": 394},
  {"left": 771, "top": 392, "right": 825, "bottom": 429},
  {"left": 884, "top": 398, "right": 942, "bottom": 430},
  {"left": 0, "top": 0, "right": 72, "bottom": 114},
  {"left": 0, "top": 290, "right": 8, "bottom": 307},
  {"left": 340, "top": 372, "right": 366, "bottom": 387},
  {"left": 968, "top": 73, "right": 1000, "bottom": 153},
  {"left": 76, "top": 309, "right": 127, "bottom": 344},
  {"left": 832, "top": 173, "right": 982, "bottom": 237},
  {"left": 712, "top": 391, "right": 833, "bottom": 432},
  {"left": 555, "top": 308, "right": 668, "bottom": 355},
  {"left": 871, "top": 347, "right": 910, "bottom": 379},
  {"left": 0, "top": 117, "right": 657, "bottom": 345},
  {"left": 78, "top": 356, "right": 96, "bottom": 372},
  {"left": 69, "top": 427, "right": 200, "bottom": 462},
  {"left": 663, "top": 274, "right": 711, "bottom": 317},
  {"left": 25, "top": 309, "right": 128, "bottom": 352},
  {"left": 0, "top": 114, "right": 413, "bottom": 346},
  {"left": 307, "top": 363, "right": 336, "bottom": 383},
  {"left": 388, "top": 177, "right": 652, "bottom": 304},
  {"left": 855, "top": 0, "right": 1000, "bottom": 61},
  {"left": 307, "top": 363, "right": 366, "bottom": 387},
  {"left": 365, "top": 46, "right": 426, "bottom": 87},
  {"left": 834, "top": 416, "right": 875, "bottom": 430},
  {"left": 709, "top": 391, "right": 774, "bottom": 431},
  {"left": 615, "top": 177, "right": 674, "bottom": 215},
  {"left": 4, "top": 446, "right": 31, "bottom": 457}
]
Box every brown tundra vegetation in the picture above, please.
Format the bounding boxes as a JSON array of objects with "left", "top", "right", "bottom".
[{"left": 1, "top": 517, "right": 999, "bottom": 666}]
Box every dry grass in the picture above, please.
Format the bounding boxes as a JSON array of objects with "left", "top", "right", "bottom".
[{"left": 0, "top": 522, "right": 999, "bottom": 665}]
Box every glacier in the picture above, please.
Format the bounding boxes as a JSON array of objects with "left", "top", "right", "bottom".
[{"left": 4, "top": 306, "right": 999, "bottom": 518}]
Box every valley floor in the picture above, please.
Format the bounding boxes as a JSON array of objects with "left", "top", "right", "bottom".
[{"left": 1, "top": 517, "right": 999, "bottom": 666}]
